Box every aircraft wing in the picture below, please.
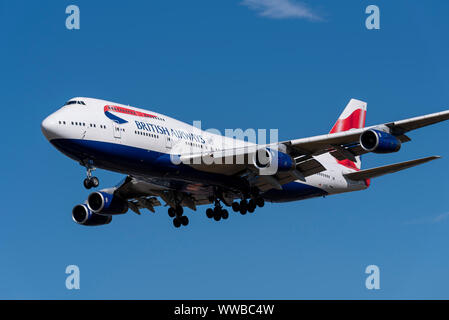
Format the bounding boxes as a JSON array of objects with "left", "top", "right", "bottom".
[
  {"left": 284, "top": 109, "right": 449, "bottom": 159},
  {"left": 110, "top": 176, "right": 164, "bottom": 214},
  {"left": 179, "top": 109, "right": 449, "bottom": 190},
  {"left": 179, "top": 144, "right": 326, "bottom": 191},
  {"left": 107, "top": 175, "right": 228, "bottom": 214},
  {"left": 385, "top": 110, "right": 449, "bottom": 134}
]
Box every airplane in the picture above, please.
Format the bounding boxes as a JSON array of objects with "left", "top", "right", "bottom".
[{"left": 41, "top": 97, "right": 449, "bottom": 228}]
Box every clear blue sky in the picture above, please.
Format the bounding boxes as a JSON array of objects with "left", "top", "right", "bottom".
[{"left": 1, "top": 0, "right": 448, "bottom": 299}]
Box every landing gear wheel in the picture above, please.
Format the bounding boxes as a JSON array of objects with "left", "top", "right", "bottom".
[
  {"left": 168, "top": 207, "right": 176, "bottom": 218},
  {"left": 248, "top": 199, "right": 256, "bottom": 213},
  {"left": 175, "top": 206, "right": 184, "bottom": 217},
  {"left": 180, "top": 215, "right": 189, "bottom": 226},
  {"left": 256, "top": 197, "right": 265, "bottom": 208},
  {"left": 90, "top": 176, "right": 99, "bottom": 188},
  {"left": 213, "top": 213, "right": 221, "bottom": 221},
  {"left": 221, "top": 209, "right": 229, "bottom": 220},
  {"left": 83, "top": 176, "right": 99, "bottom": 189},
  {"left": 239, "top": 200, "right": 248, "bottom": 215},
  {"left": 83, "top": 178, "right": 92, "bottom": 189},
  {"left": 83, "top": 164, "right": 98, "bottom": 189},
  {"left": 231, "top": 202, "right": 240, "bottom": 212},
  {"left": 206, "top": 208, "right": 214, "bottom": 219},
  {"left": 173, "top": 218, "right": 181, "bottom": 228}
]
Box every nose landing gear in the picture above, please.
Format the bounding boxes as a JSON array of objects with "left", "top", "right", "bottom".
[{"left": 83, "top": 166, "right": 99, "bottom": 189}]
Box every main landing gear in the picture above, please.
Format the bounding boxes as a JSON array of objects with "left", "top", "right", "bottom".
[
  {"left": 205, "top": 188, "right": 265, "bottom": 222},
  {"left": 205, "top": 200, "right": 229, "bottom": 222},
  {"left": 83, "top": 166, "right": 99, "bottom": 189},
  {"left": 231, "top": 197, "right": 264, "bottom": 215},
  {"left": 168, "top": 205, "right": 189, "bottom": 228}
]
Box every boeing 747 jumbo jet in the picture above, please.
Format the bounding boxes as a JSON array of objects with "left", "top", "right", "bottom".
[{"left": 41, "top": 98, "right": 449, "bottom": 228}]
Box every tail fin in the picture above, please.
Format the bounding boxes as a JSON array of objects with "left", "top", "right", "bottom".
[
  {"left": 330, "top": 99, "right": 367, "bottom": 170},
  {"left": 330, "top": 99, "right": 367, "bottom": 134}
]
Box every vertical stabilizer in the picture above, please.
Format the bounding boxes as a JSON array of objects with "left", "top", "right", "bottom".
[{"left": 330, "top": 99, "right": 367, "bottom": 170}]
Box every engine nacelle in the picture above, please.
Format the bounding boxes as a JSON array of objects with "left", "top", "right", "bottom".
[
  {"left": 360, "top": 129, "right": 401, "bottom": 154},
  {"left": 72, "top": 204, "right": 112, "bottom": 226},
  {"left": 252, "top": 148, "right": 295, "bottom": 172},
  {"left": 87, "top": 191, "right": 128, "bottom": 215}
]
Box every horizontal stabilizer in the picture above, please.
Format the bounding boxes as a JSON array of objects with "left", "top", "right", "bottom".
[{"left": 344, "top": 156, "right": 441, "bottom": 181}]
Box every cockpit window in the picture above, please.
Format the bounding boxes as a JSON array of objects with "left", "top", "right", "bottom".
[{"left": 64, "top": 100, "right": 86, "bottom": 106}]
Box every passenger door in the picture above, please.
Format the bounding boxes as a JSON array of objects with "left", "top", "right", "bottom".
[
  {"left": 165, "top": 135, "right": 172, "bottom": 151},
  {"left": 112, "top": 121, "right": 121, "bottom": 139}
]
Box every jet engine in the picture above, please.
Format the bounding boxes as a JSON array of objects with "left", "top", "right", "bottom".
[
  {"left": 360, "top": 129, "right": 401, "bottom": 153},
  {"left": 72, "top": 204, "right": 112, "bottom": 226},
  {"left": 87, "top": 191, "right": 128, "bottom": 215},
  {"left": 252, "top": 148, "right": 295, "bottom": 172}
]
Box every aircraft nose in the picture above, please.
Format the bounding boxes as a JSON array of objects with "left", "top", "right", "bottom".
[{"left": 41, "top": 114, "right": 58, "bottom": 141}]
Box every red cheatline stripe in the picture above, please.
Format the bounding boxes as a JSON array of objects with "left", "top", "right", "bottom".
[{"left": 104, "top": 105, "right": 157, "bottom": 118}]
